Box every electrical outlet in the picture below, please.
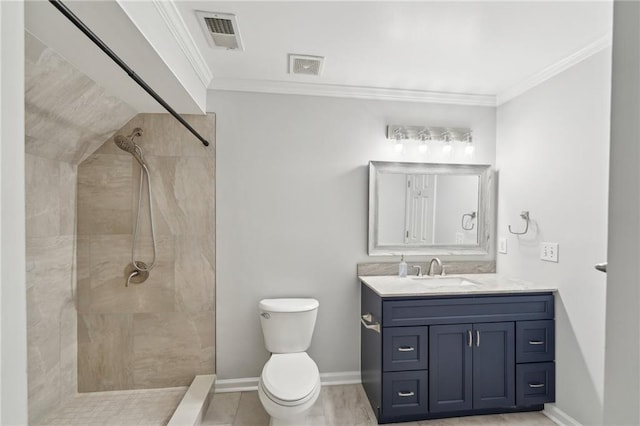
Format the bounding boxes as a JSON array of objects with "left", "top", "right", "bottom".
[
  {"left": 498, "top": 238, "right": 507, "bottom": 254},
  {"left": 540, "top": 242, "right": 559, "bottom": 262}
]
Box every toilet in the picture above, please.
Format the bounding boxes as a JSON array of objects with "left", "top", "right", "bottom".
[{"left": 258, "top": 298, "right": 321, "bottom": 426}]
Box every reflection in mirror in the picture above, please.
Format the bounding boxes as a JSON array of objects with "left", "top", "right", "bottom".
[{"left": 369, "top": 161, "right": 493, "bottom": 256}]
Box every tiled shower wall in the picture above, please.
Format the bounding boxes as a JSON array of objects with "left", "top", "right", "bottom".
[
  {"left": 76, "top": 113, "right": 216, "bottom": 392},
  {"left": 25, "top": 31, "right": 136, "bottom": 423}
]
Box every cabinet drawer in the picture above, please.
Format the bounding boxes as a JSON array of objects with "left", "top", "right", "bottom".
[
  {"left": 383, "top": 326, "right": 428, "bottom": 372},
  {"left": 517, "top": 320, "right": 555, "bottom": 363},
  {"left": 516, "top": 362, "right": 555, "bottom": 406},
  {"left": 382, "top": 371, "right": 428, "bottom": 418},
  {"left": 383, "top": 294, "right": 554, "bottom": 327}
]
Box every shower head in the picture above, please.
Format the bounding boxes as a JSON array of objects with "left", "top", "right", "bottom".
[{"left": 114, "top": 128, "right": 146, "bottom": 166}]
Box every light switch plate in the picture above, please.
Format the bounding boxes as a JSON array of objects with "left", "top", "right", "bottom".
[
  {"left": 498, "top": 238, "right": 507, "bottom": 254},
  {"left": 540, "top": 242, "right": 559, "bottom": 262}
]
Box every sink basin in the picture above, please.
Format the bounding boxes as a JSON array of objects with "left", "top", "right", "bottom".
[{"left": 409, "top": 277, "right": 481, "bottom": 288}]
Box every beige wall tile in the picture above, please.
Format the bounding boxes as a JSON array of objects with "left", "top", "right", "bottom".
[
  {"left": 28, "top": 364, "right": 61, "bottom": 425},
  {"left": 132, "top": 311, "right": 214, "bottom": 389},
  {"left": 26, "top": 154, "right": 60, "bottom": 238},
  {"left": 26, "top": 236, "right": 74, "bottom": 292},
  {"left": 59, "top": 162, "right": 78, "bottom": 236},
  {"left": 78, "top": 314, "right": 134, "bottom": 392},
  {"left": 25, "top": 32, "right": 136, "bottom": 165},
  {"left": 77, "top": 154, "right": 133, "bottom": 235},
  {"left": 175, "top": 236, "right": 215, "bottom": 312}
]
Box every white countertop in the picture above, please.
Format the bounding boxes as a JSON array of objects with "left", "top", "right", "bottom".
[{"left": 359, "top": 273, "right": 558, "bottom": 297}]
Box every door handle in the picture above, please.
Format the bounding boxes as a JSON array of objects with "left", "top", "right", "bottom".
[
  {"left": 476, "top": 330, "right": 480, "bottom": 347},
  {"left": 595, "top": 262, "right": 607, "bottom": 273},
  {"left": 467, "top": 330, "right": 472, "bottom": 347}
]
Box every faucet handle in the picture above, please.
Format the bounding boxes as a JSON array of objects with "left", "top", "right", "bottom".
[{"left": 412, "top": 265, "right": 422, "bottom": 277}]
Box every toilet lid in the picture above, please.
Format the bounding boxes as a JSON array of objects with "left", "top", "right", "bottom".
[{"left": 261, "top": 353, "right": 319, "bottom": 403}]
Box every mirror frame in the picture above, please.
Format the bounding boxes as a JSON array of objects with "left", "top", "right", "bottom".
[{"left": 368, "top": 161, "right": 494, "bottom": 256}]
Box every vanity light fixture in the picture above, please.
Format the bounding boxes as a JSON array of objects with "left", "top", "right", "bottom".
[{"left": 386, "top": 125, "right": 472, "bottom": 155}]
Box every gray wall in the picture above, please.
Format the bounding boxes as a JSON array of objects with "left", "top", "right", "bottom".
[
  {"left": 496, "top": 48, "right": 611, "bottom": 424},
  {"left": 208, "top": 91, "right": 496, "bottom": 379}
]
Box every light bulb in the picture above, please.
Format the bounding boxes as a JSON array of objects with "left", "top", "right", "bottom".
[{"left": 465, "top": 144, "right": 475, "bottom": 155}]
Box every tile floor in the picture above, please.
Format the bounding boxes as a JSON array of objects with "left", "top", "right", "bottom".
[
  {"left": 201, "top": 384, "right": 557, "bottom": 426},
  {"left": 38, "top": 387, "right": 186, "bottom": 425}
]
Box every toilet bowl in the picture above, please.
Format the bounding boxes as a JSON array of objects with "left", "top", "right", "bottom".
[
  {"left": 258, "top": 298, "right": 320, "bottom": 426},
  {"left": 258, "top": 353, "right": 321, "bottom": 425}
]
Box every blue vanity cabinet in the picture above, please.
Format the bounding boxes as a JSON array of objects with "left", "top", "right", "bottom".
[
  {"left": 361, "top": 282, "right": 555, "bottom": 424},
  {"left": 429, "top": 322, "right": 515, "bottom": 413}
]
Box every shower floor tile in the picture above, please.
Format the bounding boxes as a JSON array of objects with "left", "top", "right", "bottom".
[{"left": 38, "top": 387, "right": 187, "bottom": 426}]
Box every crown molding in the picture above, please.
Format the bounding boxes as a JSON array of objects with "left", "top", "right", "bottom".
[
  {"left": 152, "top": 0, "right": 213, "bottom": 88},
  {"left": 497, "top": 33, "right": 612, "bottom": 105},
  {"left": 210, "top": 79, "right": 497, "bottom": 107}
]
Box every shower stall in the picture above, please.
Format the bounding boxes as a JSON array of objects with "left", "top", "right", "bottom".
[{"left": 24, "top": 31, "right": 216, "bottom": 424}]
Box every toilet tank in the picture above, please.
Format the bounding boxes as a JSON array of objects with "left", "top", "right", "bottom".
[{"left": 259, "top": 298, "right": 319, "bottom": 353}]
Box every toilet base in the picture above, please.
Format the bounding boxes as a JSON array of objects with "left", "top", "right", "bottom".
[{"left": 269, "top": 413, "right": 314, "bottom": 426}]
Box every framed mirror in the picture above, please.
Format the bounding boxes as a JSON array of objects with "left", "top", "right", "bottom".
[{"left": 368, "top": 161, "right": 493, "bottom": 256}]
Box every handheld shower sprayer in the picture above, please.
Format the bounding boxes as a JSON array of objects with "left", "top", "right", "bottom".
[{"left": 113, "top": 128, "right": 156, "bottom": 286}]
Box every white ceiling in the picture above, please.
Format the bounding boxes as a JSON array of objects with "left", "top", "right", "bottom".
[{"left": 177, "top": 1, "right": 613, "bottom": 101}]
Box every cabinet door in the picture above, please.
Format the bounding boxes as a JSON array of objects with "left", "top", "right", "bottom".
[
  {"left": 429, "top": 324, "right": 473, "bottom": 412},
  {"left": 472, "top": 322, "right": 515, "bottom": 409}
]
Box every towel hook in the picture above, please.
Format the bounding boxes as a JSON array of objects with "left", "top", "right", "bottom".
[
  {"left": 508, "top": 211, "right": 530, "bottom": 235},
  {"left": 461, "top": 211, "right": 476, "bottom": 231}
]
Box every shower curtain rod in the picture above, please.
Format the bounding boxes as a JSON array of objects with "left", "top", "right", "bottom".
[{"left": 48, "top": 0, "right": 210, "bottom": 147}]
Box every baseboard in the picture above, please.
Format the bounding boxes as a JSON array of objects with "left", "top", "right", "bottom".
[
  {"left": 215, "top": 371, "right": 361, "bottom": 393},
  {"left": 543, "top": 404, "right": 583, "bottom": 426}
]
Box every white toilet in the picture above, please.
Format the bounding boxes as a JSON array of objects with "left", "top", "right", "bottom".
[{"left": 258, "top": 298, "right": 321, "bottom": 426}]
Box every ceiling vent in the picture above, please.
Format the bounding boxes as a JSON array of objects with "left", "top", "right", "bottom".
[
  {"left": 288, "top": 54, "right": 324, "bottom": 76},
  {"left": 196, "top": 11, "right": 243, "bottom": 51}
]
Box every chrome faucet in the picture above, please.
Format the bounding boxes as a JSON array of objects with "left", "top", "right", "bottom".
[{"left": 427, "top": 257, "right": 444, "bottom": 276}]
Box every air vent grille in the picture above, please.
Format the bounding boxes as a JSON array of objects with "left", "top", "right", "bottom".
[
  {"left": 196, "top": 11, "right": 243, "bottom": 51},
  {"left": 204, "top": 17, "right": 234, "bottom": 35},
  {"left": 289, "top": 54, "right": 324, "bottom": 76}
]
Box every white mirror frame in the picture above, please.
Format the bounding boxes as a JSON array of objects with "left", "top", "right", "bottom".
[{"left": 368, "top": 161, "right": 494, "bottom": 256}]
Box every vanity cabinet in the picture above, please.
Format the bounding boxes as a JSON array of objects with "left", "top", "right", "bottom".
[{"left": 361, "top": 283, "right": 555, "bottom": 424}]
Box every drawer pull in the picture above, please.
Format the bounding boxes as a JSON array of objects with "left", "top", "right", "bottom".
[
  {"left": 467, "top": 330, "right": 472, "bottom": 347},
  {"left": 360, "top": 313, "right": 380, "bottom": 333},
  {"left": 528, "top": 340, "right": 545, "bottom": 345},
  {"left": 397, "top": 346, "right": 415, "bottom": 352},
  {"left": 528, "top": 383, "right": 545, "bottom": 388},
  {"left": 476, "top": 330, "right": 480, "bottom": 347},
  {"left": 398, "top": 391, "right": 415, "bottom": 397}
]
